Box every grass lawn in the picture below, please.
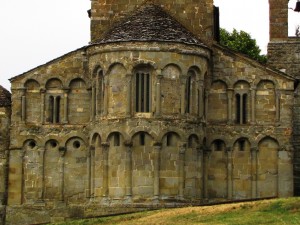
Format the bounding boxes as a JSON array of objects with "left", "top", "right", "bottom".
[{"left": 52, "top": 197, "right": 300, "bottom": 225}]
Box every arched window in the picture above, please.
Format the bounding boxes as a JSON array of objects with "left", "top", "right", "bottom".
[
  {"left": 234, "top": 81, "right": 250, "bottom": 125},
  {"left": 46, "top": 78, "right": 63, "bottom": 124},
  {"left": 48, "top": 95, "right": 60, "bottom": 123},
  {"left": 135, "top": 66, "right": 152, "bottom": 113},
  {"left": 186, "top": 68, "right": 198, "bottom": 114},
  {"left": 236, "top": 93, "right": 247, "bottom": 124}
]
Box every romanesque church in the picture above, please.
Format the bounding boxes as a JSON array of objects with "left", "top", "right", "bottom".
[{"left": 0, "top": 0, "right": 299, "bottom": 224}]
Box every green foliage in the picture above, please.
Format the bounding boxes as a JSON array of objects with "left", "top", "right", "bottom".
[{"left": 220, "top": 28, "right": 267, "bottom": 64}]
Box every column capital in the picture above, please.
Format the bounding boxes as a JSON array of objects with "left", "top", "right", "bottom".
[
  {"left": 156, "top": 74, "right": 163, "bottom": 80},
  {"left": 101, "top": 142, "right": 110, "bottom": 149},
  {"left": 63, "top": 87, "right": 70, "bottom": 93},
  {"left": 250, "top": 147, "right": 258, "bottom": 152},
  {"left": 124, "top": 140, "right": 133, "bottom": 148},
  {"left": 179, "top": 143, "right": 187, "bottom": 154}
]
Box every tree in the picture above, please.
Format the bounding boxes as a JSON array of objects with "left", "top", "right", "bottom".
[{"left": 220, "top": 28, "right": 267, "bottom": 64}]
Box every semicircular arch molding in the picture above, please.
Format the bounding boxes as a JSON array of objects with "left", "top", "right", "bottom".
[
  {"left": 128, "top": 127, "right": 158, "bottom": 142},
  {"left": 157, "top": 128, "right": 185, "bottom": 143},
  {"left": 61, "top": 132, "right": 88, "bottom": 147},
  {"left": 253, "top": 77, "right": 279, "bottom": 89}
]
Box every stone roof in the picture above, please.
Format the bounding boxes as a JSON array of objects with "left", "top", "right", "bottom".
[
  {"left": 92, "top": 4, "right": 205, "bottom": 46},
  {"left": 0, "top": 85, "right": 11, "bottom": 107}
]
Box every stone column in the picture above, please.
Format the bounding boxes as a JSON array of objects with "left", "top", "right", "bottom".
[
  {"left": 21, "top": 96, "right": 26, "bottom": 122},
  {"left": 40, "top": 89, "right": 46, "bottom": 124},
  {"left": 227, "top": 88, "right": 234, "bottom": 124},
  {"left": 155, "top": 75, "right": 163, "bottom": 117},
  {"left": 278, "top": 146, "right": 293, "bottom": 197},
  {"left": 153, "top": 142, "right": 162, "bottom": 201},
  {"left": 205, "top": 90, "right": 209, "bottom": 120},
  {"left": 197, "top": 146, "right": 204, "bottom": 200},
  {"left": 36, "top": 148, "right": 45, "bottom": 204},
  {"left": 276, "top": 90, "right": 281, "bottom": 122},
  {"left": 86, "top": 146, "right": 92, "bottom": 198},
  {"left": 58, "top": 147, "right": 66, "bottom": 202},
  {"left": 178, "top": 144, "right": 186, "bottom": 199},
  {"left": 251, "top": 88, "right": 256, "bottom": 124},
  {"left": 63, "top": 88, "right": 69, "bottom": 123},
  {"left": 101, "top": 142, "right": 109, "bottom": 198},
  {"left": 126, "top": 74, "right": 132, "bottom": 117},
  {"left": 226, "top": 147, "right": 233, "bottom": 200},
  {"left": 90, "top": 146, "right": 95, "bottom": 199},
  {"left": 124, "top": 141, "right": 133, "bottom": 202},
  {"left": 198, "top": 81, "right": 204, "bottom": 118},
  {"left": 103, "top": 78, "right": 109, "bottom": 116},
  {"left": 251, "top": 147, "right": 258, "bottom": 198},
  {"left": 203, "top": 148, "right": 210, "bottom": 200},
  {"left": 180, "top": 76, "right": 187, "bottom": 115}
]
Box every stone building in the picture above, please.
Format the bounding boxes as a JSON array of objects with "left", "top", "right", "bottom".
[{"left": 0, "top": 0, "right": 299, "bottom": 224}]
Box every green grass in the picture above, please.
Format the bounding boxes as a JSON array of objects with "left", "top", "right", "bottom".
[{"left": 52, "top": 197, "right": 300, "bottom": 225}]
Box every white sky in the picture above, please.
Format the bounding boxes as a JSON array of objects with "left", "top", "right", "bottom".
[{"left": 0, "top": 0, "right": 299, "bottom": 91}]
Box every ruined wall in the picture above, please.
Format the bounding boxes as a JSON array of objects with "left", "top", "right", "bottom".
[{"left": 90, "top": 0, "right": 214, "bottom": 43}]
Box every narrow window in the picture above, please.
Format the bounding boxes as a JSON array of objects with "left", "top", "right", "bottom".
[
  {"left": 56, "top": 96, "right": 61, "bottom": 123},
  {"left": 238, "top": 139, "right": 246, "bottom": 151},
  {"left": 140, "top": 133, "right": 146, "bottom": 146},
  {"left": 236, "top": 94, "right": 241, "bottom": 124},
  {"left": 166, "top": 133, "right": 172, "bottom": 146},
  {"left": 186, "top": 76, "right": 192, "bottom": 113},
  {"left": 49, "top": 96, "right": 54, "bottom": 123},
  {"left": 242, "top": 94, "right": 247, "bottom": 124},
  {"left": 114, "top": 133, "right": 120, "bottom": 146},
  {"left": 236, "top": 93, "right": 247, "bottom": 124},
  {"left": 136, "top": 72, "right": 150, "bottom": 112},
  {"left": 214, "top": 140, "right": 224, "bottom": 151}
]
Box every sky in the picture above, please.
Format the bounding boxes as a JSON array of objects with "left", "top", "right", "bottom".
[{"left": 0, "top": 0, "right": 299, "bottom": 91}]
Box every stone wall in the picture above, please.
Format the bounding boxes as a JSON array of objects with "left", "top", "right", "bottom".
[{"left": 90, "top": 0, "right": 214, "bottom": 43}]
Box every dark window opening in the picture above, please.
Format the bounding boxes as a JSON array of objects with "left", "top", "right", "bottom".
[
  {"left": 50, "top": 140, "right": 57, "bottom": 148},
  {"left": 236, "top": 94, "right": 241, "bottom": 124},
  {"left": 238, "top": 139, "right": 246, "bottom": 151},
  {"left": 242, "top": 94, "right": 247, "bottom": 124},
  {"left": 49, "top": 96, "right": 54, "bottom": 123},
  {"left": 114, "top": 133, "right": 120, "bottom": 146},
  {"left": 28, "top": 141, "right": 36, "bottom": 149},
  {"left": 214, "top": 140, "right": 224, "bottom": 151},
  {"left": 236, "top": 93, "right": 247, "bottom": 124},
  {"left": 186, "top": 76, "right": 192, "bottom": 113},
  {"left": 56, "top": 96, "right": 61, "bottom": 123},
  {"left": 73, "top": 141, "right": 81, "bottom": 149},
  {"left": 140, "top": 133, "right": 146, "bottom": 146},
  {"left": 166, "top": 133, "right": 172, "bottom": 146},
  {"left": 136, "top": 72, "right": 150, "bottom": 112}
]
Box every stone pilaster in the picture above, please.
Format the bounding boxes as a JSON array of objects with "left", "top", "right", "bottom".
[
  {"left": 155, "top": 75, "right": 162, "bottom": 117},
  {"left": 63, "top": 88, "right": 69, "bottom": 124},
  {"left": 180, "top": 76, "right": 187, "bottom": 115},
  {"left": 58, "top": 147, "right": 66, "bottom": 202},
  {"left": 226, "top": 147, "right": 233, "bottom": 200},
  {"left": 153, "top": 142, "right": 162, "bottom": 201},
  {"left": 178, "top": 144, "right": 186, "bottom": 199},
  {"left": 251, "top": 147, "right": 258, "bottom": 198},
  {"left": 124, "top": 141, "right": 133, "bottom": 201},
  {"left": 40, "top": 88, "right": 46, "bottom": 124},
  {"left": 227, "top": 88, "right": 233, "bottom": 124},
  {"left": 126, "top": 74, "right": 132, "bottom": 117},
  {"left": 101, "top": 142, "right": 109, "bottom": 198},
  {"left": 36, "top": 148, "right": 45, "bottom": 204},
  {"left": 198, "top": 80, "right": 204, "bottom": 118},
  {"left": 250, "top": 88, "right": 256, "bottom": 124}
]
